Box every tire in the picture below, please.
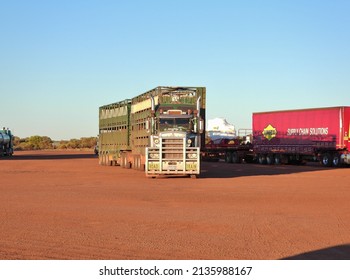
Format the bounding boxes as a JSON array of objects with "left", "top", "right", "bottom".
[
  {"left": 266, "top": 154, "right": 274, "bottom": 165},
  {"left": 321, "top": 153, "right": 332, "bottom": 167},
  {"left": 132, "top": 155, "right": 136, "bottom": 169},
  {"left": 120, "top": 154, "right": 125, "bottom": 168},
  {"left": 134, "top": 155, "right": 141, "bottom": 170},
  {"left": 124, "top": 154, "right": 130, "bottom": 169},
  {"left": 274, "top": 154, "right": 282, "bottom": 165},
  {"left": 232, "top": 152, "right": 240, "bottom": 163},
  {"left": 258, "top": 154, "right": 267, "bottom": 165},
  {"left": 332, "top": 154, "right": 341, "bottom": 167},
  {"left": 225, "top": 152, "right": 232, "bottom": 163}
]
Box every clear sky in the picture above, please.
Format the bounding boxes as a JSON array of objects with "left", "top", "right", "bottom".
[{"left": 1, "top": 0, "right": 349, "bottom": 140}]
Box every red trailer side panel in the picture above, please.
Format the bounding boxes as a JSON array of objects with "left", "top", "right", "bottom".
[
  {"left": 344, "top": 107, "right": 350, "bottom": 150},
  {"left": 253, "top": 107, "right": 350, "bottom": 154}
]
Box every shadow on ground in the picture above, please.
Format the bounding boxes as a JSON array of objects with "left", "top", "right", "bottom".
[
  {"left": 5, "top": 153, "right": 96, "bottom": 160},
  {"left": 282, "top": 244, "right": 350, "bottom": 260},
  {"left": 3, "top": 152, "right": 345, "bottom": 178},
  {"left": 199, "top": 161, "right": 341, "bottom": 179}
]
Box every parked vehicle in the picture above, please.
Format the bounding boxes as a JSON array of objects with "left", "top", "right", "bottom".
[
  {"left": 0, "top": 128, "right": 14, "bottom": 157},
  {"left": 252, "top": 106, "right": 350, "bottom": 167},
  {"left": 98, "top": 86, "right": 206, "bottom": 177},
  {"left": 202, "top": 106, "right": 350, "bottom": 168},
  {"left": 203, "top": 129, "right": 254, "bottom": 163}
]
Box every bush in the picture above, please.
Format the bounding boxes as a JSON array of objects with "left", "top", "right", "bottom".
[{"left": 14, "top": 136, "right": 97, "bottom": 151}]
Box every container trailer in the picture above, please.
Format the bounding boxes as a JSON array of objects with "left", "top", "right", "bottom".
[
  {"left": 0, "top": 128, "right": 14, "bottom": 157},
  {"left": 203, "top": 106, "right": 350, "bottom": 167},
  {"left": 252, "top": 106, "right": 350, "bottom": 167},
  {"left": 98, "top": 86, "right": 206, "bottom": 177}
]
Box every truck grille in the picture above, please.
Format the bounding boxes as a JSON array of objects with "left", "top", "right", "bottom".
[
  {"left": 162, "top": 139, "right": 183, "bottom": 160},
  {"left": 146, "top": 137, "right": 200, "bottom": 176}
]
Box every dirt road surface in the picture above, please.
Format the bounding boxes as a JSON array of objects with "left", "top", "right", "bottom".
[{"left": 1, "top": 150, "right": 350, "bottom": 260}]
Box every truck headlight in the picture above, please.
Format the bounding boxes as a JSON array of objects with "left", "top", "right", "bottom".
[{"left": 187, "top": 139, "right": 192, "bottom": 147}]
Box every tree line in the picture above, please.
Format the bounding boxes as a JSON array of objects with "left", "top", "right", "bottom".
[{"left": 14, "top": 136, "right": 97, "bottom": 151}]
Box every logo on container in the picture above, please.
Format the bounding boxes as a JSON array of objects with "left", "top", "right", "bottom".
[{"left": 262, "top": 124, "right": 277, "bottom": 140}]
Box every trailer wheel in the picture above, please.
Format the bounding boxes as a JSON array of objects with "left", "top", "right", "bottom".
[
  {"left": 120, "top": 153, "right": 125, "bottom": 168},
  {"left": 134, "top": 155, "right": 142, "bottom": 170},
  {"left": 232, "top": 152, "right": 240, "bottom": 163},
  {"left": 123, "top": 153, "right": 131, "bottom": 169},
  {"left": 332, "top": 154, "right": 341, "bottom": 167},
  {"left": 266, "top": 154, "right": 274, "bottom": 165},
  {"left": 101, "top": 155, "right": 106, "bottom": 166},
  {"left": 258, "top": 154, "right": 267, "bottom": 165},
  {"left": 135, "top": 156, "right": 139, "bottom": 169},
  {"left": 274, "top": 154, "right": 282, "bottom": 165},
  {"left": 321, "top": 153, "right": 332, "bottom": 167},
  {"left": 225, "top": 152, "right": 232, "bottom": 163}
]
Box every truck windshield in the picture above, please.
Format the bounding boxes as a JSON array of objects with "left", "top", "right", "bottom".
[{"left": 159, "top": 117, "right": 190, "bottom": 132}]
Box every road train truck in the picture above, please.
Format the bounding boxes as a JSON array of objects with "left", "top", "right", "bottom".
[
  {"left": 252, "top": 106, "right": 350, "bottom": 167},
  {"left": 98, "top": 86, "right": 206, "bottom": 177},
  {"left": 0, "top": 128, "right": 14, "bottom": 157}
]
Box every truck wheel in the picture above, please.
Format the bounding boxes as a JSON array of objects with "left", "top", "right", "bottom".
[
  {"left": 321, "top": 153, "right": 332, "bottom": 167},
  {"left": 266, "top": 154, "right": 274, "bottom": 165},
  {"left": 332, "top": 154, "right": 341, "bottom": 167},
  {"left": 232, "top": 152, "right": 240, "bottom": 163},
  {"left": 225, "top": 152, "right": 232, "bottom": 163}
]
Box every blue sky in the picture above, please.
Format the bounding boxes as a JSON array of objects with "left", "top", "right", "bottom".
[{"left": 1, "top": 0, "right": 349, "bottom": 139}]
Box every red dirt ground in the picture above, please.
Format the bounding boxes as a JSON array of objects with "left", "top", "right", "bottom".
[{"left": 1, "top": 150, "right": 350, "bottom": 260}]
